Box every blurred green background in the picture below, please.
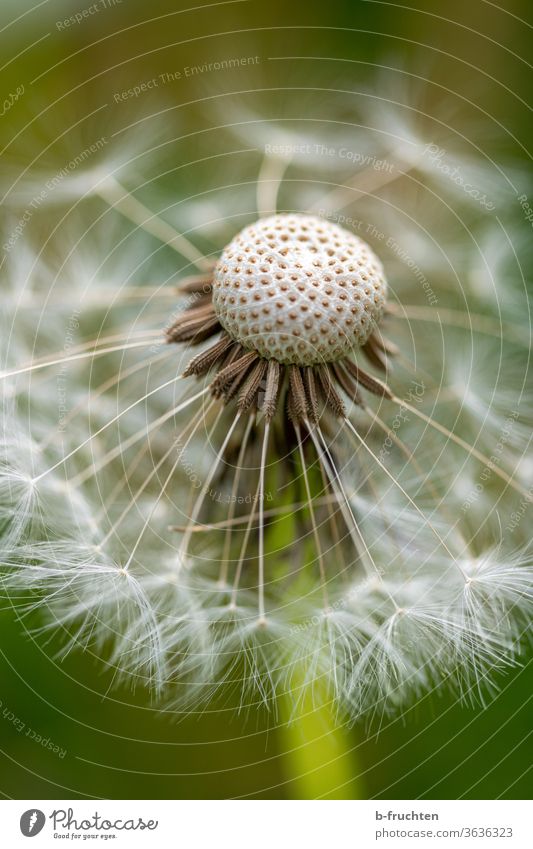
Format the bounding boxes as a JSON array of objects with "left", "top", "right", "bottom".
[{"left": 0, "top": 0, "right": 531, "bottom": 799}]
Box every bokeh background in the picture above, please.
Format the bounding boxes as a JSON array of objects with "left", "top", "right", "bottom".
[{"left": 0, "top": 0, "right": 531, "bottom": 799}]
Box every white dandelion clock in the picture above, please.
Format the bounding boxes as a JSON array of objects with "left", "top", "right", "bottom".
[{"left": 1, "top": 95, "right": 532, "bottom": 723}]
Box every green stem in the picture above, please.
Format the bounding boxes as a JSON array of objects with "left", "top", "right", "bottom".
[
  {"left": 277, "top": 672, "right": 364, "bottom": 799},
  {"left": 266, "top": 435, "right": 364, "bottom": 799}
]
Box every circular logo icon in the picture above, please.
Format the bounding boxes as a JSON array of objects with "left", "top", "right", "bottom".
[{"left": 20, "top": 810, "right": 46, "bottom": 837}]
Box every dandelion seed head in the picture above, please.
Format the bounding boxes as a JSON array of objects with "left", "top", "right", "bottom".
[
  {"left": 212, "top": 213, "right": 387, "bottom": 365},
  {"left": 2, "top": 83, "right": 532, "bottom": 721}
]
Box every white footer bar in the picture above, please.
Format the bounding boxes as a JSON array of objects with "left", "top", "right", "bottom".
[{"left": 1, "top": 799, "right": 530, "bottom": 848}]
